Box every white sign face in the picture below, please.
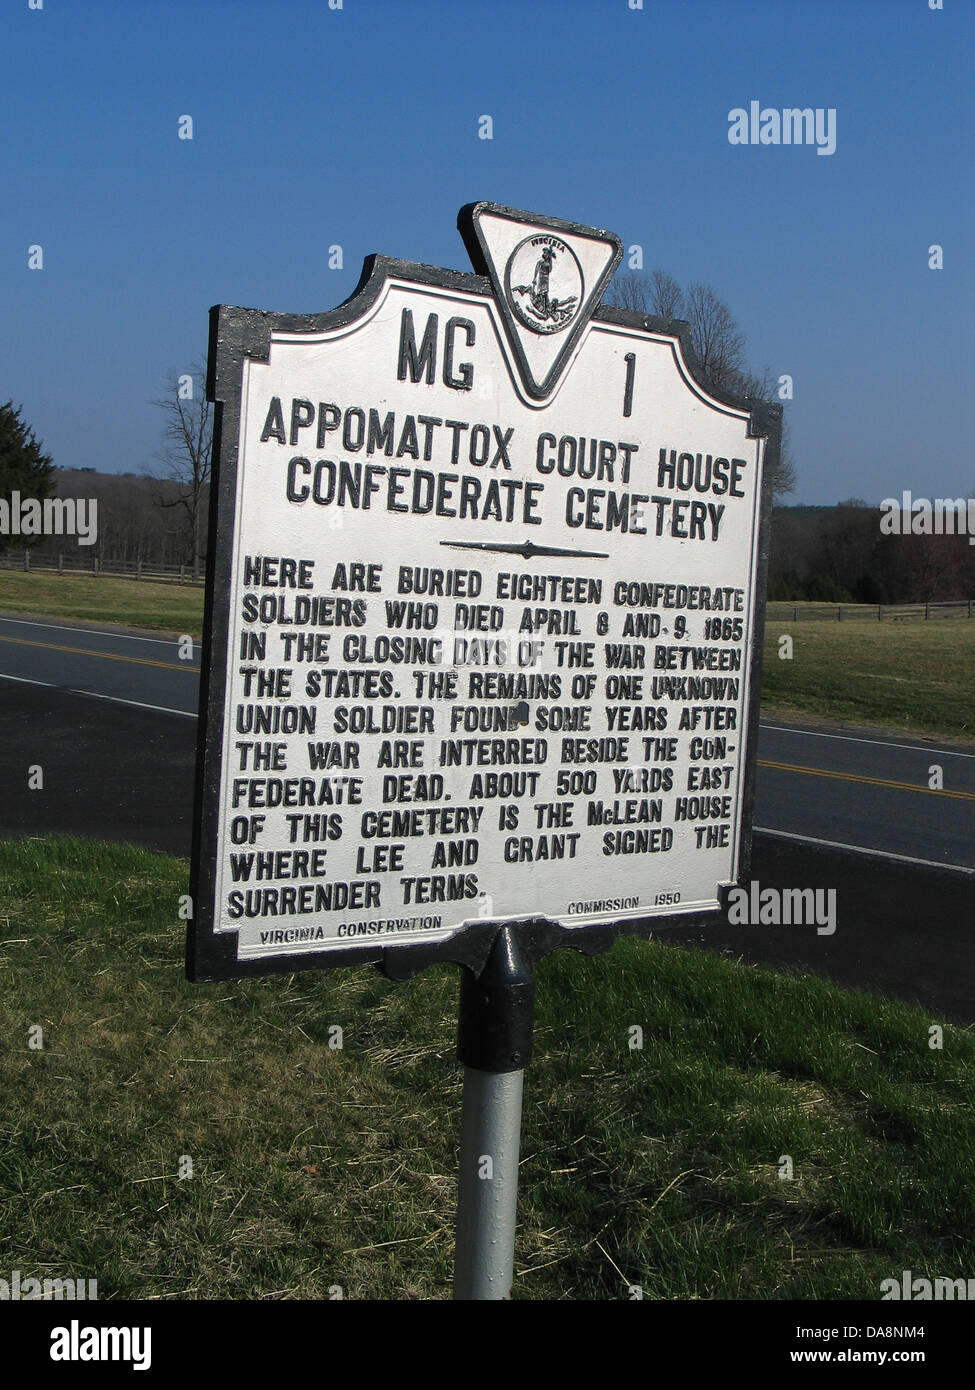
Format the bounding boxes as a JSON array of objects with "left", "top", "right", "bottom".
[{"left": 195, "top": 204, "right": 770, "bottom": 972}]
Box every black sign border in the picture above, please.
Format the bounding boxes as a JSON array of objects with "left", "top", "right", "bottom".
[{"left": 188, "top": 245, "right": 779, "bottom": 984}]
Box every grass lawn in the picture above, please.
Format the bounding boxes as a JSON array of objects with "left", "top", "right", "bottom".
[
  {"left": 762, "top": 619, "right": 975, "bottom": 741},
  {"left": 0, "top": 571, "right": 205, "bottom": 638},
  {"left": 1, "top": 836, "right": 972, "bottom": 1300}
]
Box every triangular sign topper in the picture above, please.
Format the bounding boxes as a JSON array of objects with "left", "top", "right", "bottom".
[{"left": 458, "top": 201, "right": 623, "bottom": 401}]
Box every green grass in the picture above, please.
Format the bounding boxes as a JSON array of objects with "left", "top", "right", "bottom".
[
  {"left": 1, "top": 836, "right": 972, "bottom": 1300},
  {"left": 0, "top": 571, "right": 204, "bottom": 637},
  {"left": 762, "top": 618, "right": 975, "bottom": 740}
]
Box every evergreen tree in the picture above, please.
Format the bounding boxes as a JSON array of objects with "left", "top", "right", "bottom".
[{"left": 0, "top": 401, "right": 55, "bottom": 548}]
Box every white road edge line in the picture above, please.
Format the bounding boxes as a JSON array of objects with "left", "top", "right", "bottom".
[
  {"left": 0, "top": 615, "right": 198, "bottom": 650},
  {"left": 761, "top": 722, "right": 975, "bottom": 761},
  {"left": 754, "top": 825, "right": 975, "bottom": 876},
  {"left": 0, "top": 671, "right": 196, "bottom": 719}
]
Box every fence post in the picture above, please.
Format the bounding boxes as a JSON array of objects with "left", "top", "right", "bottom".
[
  {"left": 925, "top": 602, "right": 929, "bottom": 621},
  {"left": 878, "top": 604, "right": 882, "bottom": 621},
  {"left": 24, "top": 549, "right": 29, "bottom": 572},
  {"left": 58, "top": 553, "right": 63, "bottom": 575},
  {"left": 93, "top": 556, "right": 98, "bottom": 577},
  {"left": 137, "top": 559, "right": 142, "bottom": 581},
  {"left": 793, "top": 606, "right": 798, "bottom": 621},
  {"left": 837, "top": 606, "right": 842, "bottom": 622}
]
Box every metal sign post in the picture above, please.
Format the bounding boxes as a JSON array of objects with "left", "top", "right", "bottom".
[
  {"left": 187, "top": 201, "right": 778, "bottom": 1299},
  {"left": 453, "top": 926, "right": 535, "bottom": 1299}
]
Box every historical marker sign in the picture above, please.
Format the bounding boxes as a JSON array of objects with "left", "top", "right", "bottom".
[{"left": 188, "top": 203, "right": 778, "bottom": 982}]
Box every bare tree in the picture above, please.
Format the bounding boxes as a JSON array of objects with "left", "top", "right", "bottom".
[
  {"left": 648, "top": 269, "right": 685, "bottom": 320},
  {"left": 610, "top": 269, "right": 684, "bottom": 319},
  {"left": 152, "top": 359, "right": 212, "bottom": 579},
  {"left": 682, "top": 282, "right": 747, "bottom": 389},
  {"left": 605, "top": 269, "right": 797, "bottom": 498}
]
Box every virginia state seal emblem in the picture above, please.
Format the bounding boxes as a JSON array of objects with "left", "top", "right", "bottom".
[{"left": 505, "top": 233, "right": 583, "bottom": 335}]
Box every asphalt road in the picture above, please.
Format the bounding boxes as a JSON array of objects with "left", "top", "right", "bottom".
[
  {"left": 757, "top": 721, "right": 975, "bottom": 871},
  {"left": 1, "top": 612, "right": 972, "bottom": 1022},
  {"left": 1, "top": 611, "right": 973, "bottom": 870},
  {"left": 0, "top": 613, "right": 199, "bottom": 717}
]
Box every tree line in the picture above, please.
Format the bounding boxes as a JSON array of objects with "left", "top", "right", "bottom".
[
  {"left": 770, "top": 503, "right": 975, "bottom": 604},
  {"left": 7, "top": 464, "right": 209, "bottom": 572}
]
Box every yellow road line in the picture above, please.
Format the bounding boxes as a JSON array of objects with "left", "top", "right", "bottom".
[
  {"left": 0, "top": 633, "right": 197, "bottom": 674},
  {"left": 758, "top": 758, "right": 975, "bottom": 802}
]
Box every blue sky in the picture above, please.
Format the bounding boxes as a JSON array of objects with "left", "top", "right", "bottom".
[{"left": 2, "top": 0, "right": 971, "bottom": 504}]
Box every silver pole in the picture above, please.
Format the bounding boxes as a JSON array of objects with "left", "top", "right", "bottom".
[
  {"left": 453, "top": 1066, "right": 525, "bottom": 1300},
  {"left": 452, "top": 925, "right": 535, "bottom": 1300}
]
